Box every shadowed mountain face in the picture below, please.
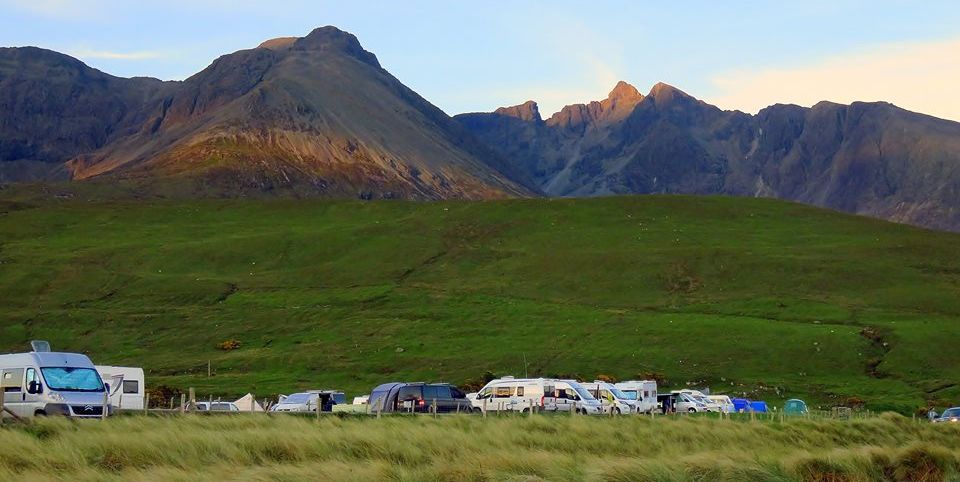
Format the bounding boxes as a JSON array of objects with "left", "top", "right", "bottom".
[
  {"left": 0, "top": 27, "right": 533, "bottom": 199},
  {"left": 456, "top": 82, "right": 960, "bottom": 231}
]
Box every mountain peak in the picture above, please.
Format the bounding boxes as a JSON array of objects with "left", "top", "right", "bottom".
[
  {"left": 495, "top": 100, "right": 542, "bottom": 123},
  {"left": 291, "top": 26, "right": 381, "bottom": 68},
  {"left": 647, "top": 82, "right": 692, "bottom": 101},
  {"left": 258, "top": 37, "right": 297, "bottom": 50},
  {"left": 607, "top": 81, "right": 643, "bottom": 102}
]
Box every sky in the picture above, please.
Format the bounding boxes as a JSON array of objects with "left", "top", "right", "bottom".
[{"left": 2, "top": 0, "right": 960, "bottom": 121}]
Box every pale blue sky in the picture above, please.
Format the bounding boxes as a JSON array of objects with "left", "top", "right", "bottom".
[{"left": 3, "top": 0, "right": 960, "bottom": 120}]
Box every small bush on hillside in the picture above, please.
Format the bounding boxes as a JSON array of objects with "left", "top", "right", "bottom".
[
  {"left": 596, "top": 374, "right": 616, "bottom": 383},
  {"left": 844, "top": 397, "right": 866, "bottom": 409},
  {"left": 460, "top": 371, "right": 496, "bottom": 392},
  {"left": 145, "top": 385, "right": 182, "bottom": 408},
  {"left": 640, "top": 371, "right": 668, "bottom": 386},
  {"left": 218, "top": 339, "right": 241, "bottom": 350}
]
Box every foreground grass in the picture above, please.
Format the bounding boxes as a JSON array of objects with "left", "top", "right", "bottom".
[
  {"left": 1, "top": 414, "right": 959, "bottom": 481},
  {"left": 2, "top": 195, "right": 960, "bottom": 411}
]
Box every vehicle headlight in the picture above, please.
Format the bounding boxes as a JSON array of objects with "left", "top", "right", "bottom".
[{"left": 48, "top": 392, "right": 65, "bottom": 402}]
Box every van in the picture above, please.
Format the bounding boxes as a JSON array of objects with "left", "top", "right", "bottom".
[
  {"left": 676, "top": 389, "right": 721, "bottom": 412},
  {"left": 367, "top": 382, "right": 472, "bottom": 413},
  {"left": 0, "top": 341, "right": 111, "bottom": 418},
  {"left": 707, "top": 395, "right": 735, "bottom": 413},
  {"left": 666, "top": 391, "right": 709, "bottom": 413},
  {"left": 471, "top": 377, "right": 555, "bottom": 413},
  {"left": 580, "top": 381, "right": 635, "bottom": 414},
  {"left": 549, "top": 380, "right": 604, "bottom": 415},
  {"left": 96, "top": 366, "right": 145, "bottom": 410},
  {"left": 194, "top": 401, "right": 239, "bottom": 412},
  {"left": 614, "top": 380, "right": 658, "bottom": 414}
]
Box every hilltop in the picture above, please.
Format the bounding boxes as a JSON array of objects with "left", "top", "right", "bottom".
[{"left": 1, "top": 195, "right": 958, "bottom": 413}]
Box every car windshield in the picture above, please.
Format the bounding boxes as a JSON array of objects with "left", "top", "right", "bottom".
[
  {"left": 283, "top": 393, "right": 313, "bottom": 404},
  {"left": 41, "top": 367, "right": 104, "bottom": 392},
  {"left": 941, "top": 408, "right": 960, "bottom": 418}
]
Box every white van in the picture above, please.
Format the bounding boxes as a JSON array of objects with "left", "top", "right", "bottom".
[
  {"left": 0, "top": 342, "right": 111, "bottom": 418},
  {"left": 670, "top": 391, "right": 711, "bottom": 413},
  {"left": 707, "top": 395, "right": 734, "bottom": 413},
  {"left": 96, "top": 366, "right": 145, "bottom": 410},
  {"left": 580, "top": 381, "right": 635, "bottom": 414},
  {"left": 471, "top": 377, "right": 555, "bottom": 413},
  {"left": 677, "top": 389, "right": 721, "bottom": 413},
  {"left": 614, "top": 380, "right": 658, "bottom": 414}
]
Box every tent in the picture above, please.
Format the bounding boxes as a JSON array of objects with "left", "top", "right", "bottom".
[{"left": 234, "top": 393, "right": 265, "bottom": 412}]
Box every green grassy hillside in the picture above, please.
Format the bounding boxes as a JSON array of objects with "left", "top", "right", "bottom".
[{"left": 1, "top": 195, "right": 958, "bottom": 412}]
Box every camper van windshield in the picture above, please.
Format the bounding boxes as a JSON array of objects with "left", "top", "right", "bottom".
[
  {"left": 573, "top": 387, "right": 594, "bottom": 400},
  {"left": 607, "top": 386, "right": 629, "bottom": 400},
  {"left": 41, "top": 367, "right": 104, "bottom": 392},
  {"left": 284, "top": 393, "right": 313, "bottom": 404}
]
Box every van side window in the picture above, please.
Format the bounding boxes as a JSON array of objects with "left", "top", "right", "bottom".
[
  {"left": 516, "top": 387, "right": 524, "bottom": 397},
  {"left": 2, "top": 368, "right": 24, "bottom": 392},
  {"left": 450, "top": 387, "right": 466, "bottom": 399},
  {"left": 494, "top": 386, "right": 513, "bottom": 397},
  {"left": 425, "top": 385, "right": 451, "bottom": 399},
  {"left": 478, "top": 387, "right": 492, "bottom": 399},
  {"left": 26, "top": 368, "right": 38, "bottom": 386},
  {"left": 123, "top": 380, "right": 139, "bottom": 394},
  {"left": 398, "top": 386, "right": 421, "bottom": 401}
]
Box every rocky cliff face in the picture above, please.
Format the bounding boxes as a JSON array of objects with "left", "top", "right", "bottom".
[{"left": 456, "top": 82, "right": 960, "bottom": 230}]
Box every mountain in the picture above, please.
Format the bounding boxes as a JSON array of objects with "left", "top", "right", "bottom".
[
  {"left": 0, "top": 27, "right": 534, "bottom": 199},
  {"left": 0, "top": 47, "right": 172, "bottom": 182},
  {"left": 456, "top": 82, "right": 960, "bottom": 231}
]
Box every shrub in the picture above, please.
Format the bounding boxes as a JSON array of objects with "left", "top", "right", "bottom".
[{"left": 217, "top": 339, "right": 241, "bottom": 350}]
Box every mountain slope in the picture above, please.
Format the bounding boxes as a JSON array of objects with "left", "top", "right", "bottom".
[
  {"left": 0, "top": 47, "right": 171, "bottom": 182},
  {"left": 1, "top": 28, "right": 534, "bottom": 200},
  {"left": 457, "top": 83, "right": 960, "bottom": 230}
]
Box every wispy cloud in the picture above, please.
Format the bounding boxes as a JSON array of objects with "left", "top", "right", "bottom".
[
  {"left": 69, "top": 49, "right": 165, "bottom": 60},
  {"left": 706, "top": 37, "right": 960, "bottom": 122}
]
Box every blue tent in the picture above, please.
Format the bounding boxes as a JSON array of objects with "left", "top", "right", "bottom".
[
  {"left": 749, "top": 401, "right": 768, "bottom": 413},
  {"left": 732, "top": 398, "right": 751, "bottom": 412}
]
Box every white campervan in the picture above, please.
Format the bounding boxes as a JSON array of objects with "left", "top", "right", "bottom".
[
  {"left": 96, "top": 366, "right": 145, "bottom": 410},
  {"left": 677, "top": 389, "right": 721, "bottom": 413},
  {"left": 670, "top": 390, "right": 712, "bottom": 413},
  {"left": 580, "top": 381, "right": 635, "bottom": 414},
  {"left": 614, "top": 380, "right": 658, "bottom": 414},
  {"left": 471, "top": 377, "right": 555, "bottom": 413},
  {"left": 0, "top": 341, "right": 111, "bottom": 418},
  {"left": 707, "top": 395, "right": 735, "bottom": 413}
]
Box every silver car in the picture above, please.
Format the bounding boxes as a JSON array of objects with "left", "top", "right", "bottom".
[{"left": 933, "top": 407, "right": 960, "bottom": 423}]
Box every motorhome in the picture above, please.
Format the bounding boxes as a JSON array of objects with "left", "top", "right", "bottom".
[
  {"left": 580, "top": 381, "right": 635, "bottom": 414},
  {"left": 96, "top": 366, "right": 145, "bottom": 410},
  {"left": 0, "top": 341, "right": 111, "bottom": 418},
  {"left": 614, "top": 380, "right": 658, "bottom": 413},
  {"left": 470, "top": 377, "right": 556, "bottom": 413},
  {"left": 470, "top": 377, "right": 603, "bottom": 415}
]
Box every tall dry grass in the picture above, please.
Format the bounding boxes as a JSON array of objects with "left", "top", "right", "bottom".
[{"left": 1, "top": 413, "right": 959, "bottom": 481}]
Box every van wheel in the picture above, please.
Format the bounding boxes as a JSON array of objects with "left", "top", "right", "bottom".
[
  {"left": 613, "top": 407, "right": 621, "bottom": 415},
  {"left": 472, "top": 407, "right": 482, "bottom": 414},
  {"left": 34, "top": 410, "right": 46, "bottom": 417},
  {"left": 521, "top": 408, "right": 529, "bottom": 414},
  {"left": 688, "top": 408, "right": 696, "bottom": 413}
]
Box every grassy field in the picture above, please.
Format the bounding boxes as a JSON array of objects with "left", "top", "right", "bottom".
[
  {"left": 1, "top": 414, "right": 959, "bottom": 481},
  {"left": 1, "top": 194, "right": 960, "bottom": 412}
]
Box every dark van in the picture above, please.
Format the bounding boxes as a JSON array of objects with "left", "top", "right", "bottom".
[{"left": 368, "top": 382, "right": 472, "bottom": 413}]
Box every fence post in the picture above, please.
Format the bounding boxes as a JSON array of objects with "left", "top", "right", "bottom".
[
  {"left": 529, "top": 399, "right": 533, "bottom": 417},
  {"left": 102, "top": 389, "right": 109, "bottom": 420},
  {"left": 376, "top": 398, "right": 382, "bottom": 419},
  {"left": 316, "top": 397, "right": 321, "bottom": 421},
  {"left": 482, "top": 398, "right": 487, "bottom": 418},
  {"left": 188, "top": 387, "right": 195, "bottom": 412},
  {"left": 180, "top": 393, "right": 186, "bottom": 414},
  {"left": 0, "top": 369, "right": 4, "bottom": 424},
  {"left": 433, "top": 399, "right": 437, "bottom": 419},
  {"left": 144, "top": 393, "right": 149, "bottom": 415}
]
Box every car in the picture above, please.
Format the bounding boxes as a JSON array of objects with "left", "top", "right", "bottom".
[
  {"left": 934, "top": 407, "right": 960, "bottom": 423},
  {"left": 271, "top": 391, "right": 344, "bottom": 413},
  {"left": 194, "top": 401, "right": 240, "bottom": 412},
  {"left": 784, "top": 399, "right": 808, "bottom": 415},
  {"left": 368, "top": 382, "right": 473, "bottom": 413}
]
